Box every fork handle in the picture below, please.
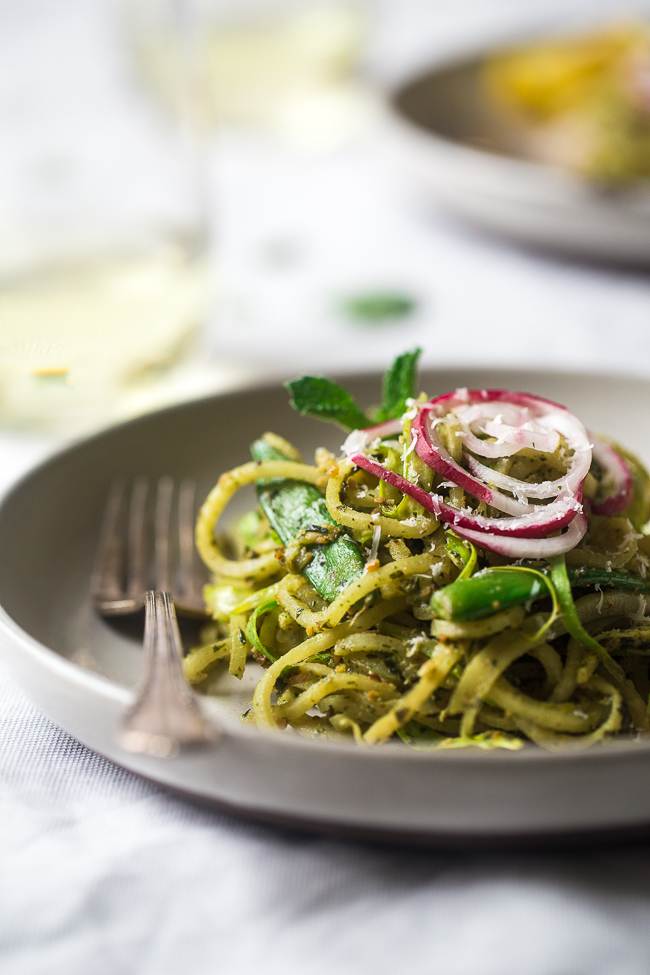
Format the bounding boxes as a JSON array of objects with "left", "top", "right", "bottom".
[{"left": 119, "top": 591, "right": 216, "bottom": 757}]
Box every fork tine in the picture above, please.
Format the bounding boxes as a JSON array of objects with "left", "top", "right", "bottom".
[
  {"left": 126, "top": 477, "right": 149, "bottom": 599},
  {"left": 91, "top": 480, "right": 126, "bottom": 605},
  {"left": 119, "top": 590, "right": 216, "bottom": 755},
  {"left": 177, "top": 479, "right": 194, "bottom": 586},
  {"left": 154, "top": 477, "right": 174, "bottom": 593},
  {"left": 93, "top": 475, "right": 208, "bottom": 619},
  {"left": 177, "top": 479, "right": 202, "bottom": 602}
]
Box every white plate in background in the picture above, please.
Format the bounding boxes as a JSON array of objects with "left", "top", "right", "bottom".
[{"left": 389, "top": 54, "right": 650, "bottom": 265}]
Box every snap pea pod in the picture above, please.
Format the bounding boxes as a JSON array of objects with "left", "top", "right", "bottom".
[
  {"left": 431, "top": 569, "right": 547, "bottom": 622},
  {"left": 568, "top": 567, "right": 650, "bottom": 593},
  {"left": 431, "top": 566, "right": 650, "bottom": 622},
  {"left": 250, "top": 438, "right": 365, "bottom": 602}
]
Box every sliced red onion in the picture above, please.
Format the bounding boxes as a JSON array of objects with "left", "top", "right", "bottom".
[
  {"left": 343, "top": 387, "right": 593, "bottom": 558},
  {"left": 454, "top": 402, "right": 524, "bottom": 429},
  {"left": 425, "top": 388, "right": 567, "bottom": 416},
  {"left": 341, "top": 418, "right": 403, "bottom": 458},
  {"left": 462, "top": 422, "right": 560, "bottom": 459},
  {"left": 415, "top": 397, "right": 591, "bottom": 507},
  {"left": 481, "top": 418, "right": 560, "bottom": 454},
  {"left": 591, "top": 437, "right": 633, "bottom": 516},
  {"left": 454, "top": 402, "right": 560, "bottom": 456},
  {"left": 467, "top": 456, "right": 570, "bottom": 501},
  {"left": 460, "top": 428, "right": 527, "bottom": 459},
  {"left": 451, "top": 512, "right": 588, "bottom": 559},
  {"left": 350, "top": 454, "right": 583, "bottom": 539},
  {"left": 413, "top": 409, "right": 539, "bottom": 516},
  {"left": 362, "top": 418, "right": 405, "bottom": 438},
  {"left": 466, "top": 412, "right": 592, "bottom": 500}
]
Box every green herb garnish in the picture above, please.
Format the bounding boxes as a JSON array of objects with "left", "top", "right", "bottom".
[
  {"left": 374, "top": 347, "right": 422, "bottom": 422},
  {"left": 341, "top": 291, "right": 417, "bottom": 323},
  {"left": 285, "top": 347, "right": 422, "bottom": 432},
  {"left": 285, "top": 377, "right": 371, "bottom": 431}
]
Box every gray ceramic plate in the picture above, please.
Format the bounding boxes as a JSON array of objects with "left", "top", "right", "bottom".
[
  {"left": 389, "top": 52, "right": 650, "bottom": 264},
  {"left": 2, "top": 367, "right": 650, "bottom": 843}
]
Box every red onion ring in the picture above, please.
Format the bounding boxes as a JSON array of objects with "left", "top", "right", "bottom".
[
  {"left": 467, "top": 456, "right": 570, "bottom": 501},
  {"left": 350, "top": 454, "right": 583, "bottom": 539},
  {"left": 414, "top": 393, "right": 590, "bottom": 509},
  {"left": 481, "top": 419, "right": 560, "bottom": 454},
  {"left": 590, "top": 438, "right": 633, "bottom": 516},
  {"left": 341, "top": 418, "right": 404, "bottom": 458},
  {"left": 454, "top": 402, "right": 560, "bottom": 457},
  {"left": 451, "top": 512, "right": 588, "bottom": 559},
  {"left": 424, "top": 388, "right": 567, "bottom": 415},
  {"left": 361, "top": 418, "right": 404, "bottom": 438},
  {"left": 412, "top": 410, "right": 533, "bottom": 515},
  {"left": 466, "top": 413, "right": 591, "bottom": 501},
  {"left": 460, "top": 427, "right": 533, "bottom": 460},
  {"left": 342, "top": 388, "right": 595, "bottom": 558}
]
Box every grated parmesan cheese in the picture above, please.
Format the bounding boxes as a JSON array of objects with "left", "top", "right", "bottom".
[{"left": 368, "top": 524, "right": 381, "bottom": 565}]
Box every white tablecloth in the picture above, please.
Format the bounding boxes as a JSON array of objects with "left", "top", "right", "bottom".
[
  {"left": 3, "top": 671, "right": 650, "bottom": 975},
  {"left": 3, "top": 347, "right": 650, "bottom": 975}
]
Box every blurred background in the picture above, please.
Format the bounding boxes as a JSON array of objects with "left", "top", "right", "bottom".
[{"left": 1, "top": 0, "right": 649, "bottom": 441}]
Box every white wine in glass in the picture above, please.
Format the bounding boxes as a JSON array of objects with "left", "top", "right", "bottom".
[{"left": 0, "top": 1, "right": 210, "bottom": 432}]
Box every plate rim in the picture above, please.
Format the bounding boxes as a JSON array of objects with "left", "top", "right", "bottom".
[{"left": 387, "top": 48, "right": 650, "bottom": 205}]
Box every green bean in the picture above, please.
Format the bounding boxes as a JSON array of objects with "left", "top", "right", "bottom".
[
  {"left": 568, "top": 567, "right": 650, "bottom": 593},
  {"left": 431, "top": 565, "right": 650, "bottom": 622},
  {"left": 431, "top": 568, "right": 547, "bottom": 621}
]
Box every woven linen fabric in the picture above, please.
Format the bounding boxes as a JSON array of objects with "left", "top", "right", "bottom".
[{"left": 2, "top": 671, "right": 650, "bottom": 975}]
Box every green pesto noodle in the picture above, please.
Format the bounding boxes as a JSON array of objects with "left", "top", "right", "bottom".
[{"left": 187, "top": 384, "right": 650, "bottom": 751}]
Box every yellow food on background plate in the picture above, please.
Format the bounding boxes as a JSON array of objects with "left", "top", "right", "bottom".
[
  {"left": 485, "top": 23, "right": 650, "bottom": 183},
  {"left": 184, "top": 349, "right": 650, "bottom": 751}
]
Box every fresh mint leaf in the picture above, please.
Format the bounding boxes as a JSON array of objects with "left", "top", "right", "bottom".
[
  {"left": 374, "top": 347, "right": 422, "bottom": 422},
  {"left": 285, "top": 377, "right": 371, "bottom": 431},
  {"left": 341, "top": 291, "right": 417, "bottom": 324},
  {"left": 285, "top": 348, "right": 422, "bottom": 432}
]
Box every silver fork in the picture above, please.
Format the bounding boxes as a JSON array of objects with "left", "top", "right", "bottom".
[
  {"left": 92, "top": 477, "right": 206, "bottom": 617},
  {"left": 91, "top": 477, "right": 216, "bottom": 756}
]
